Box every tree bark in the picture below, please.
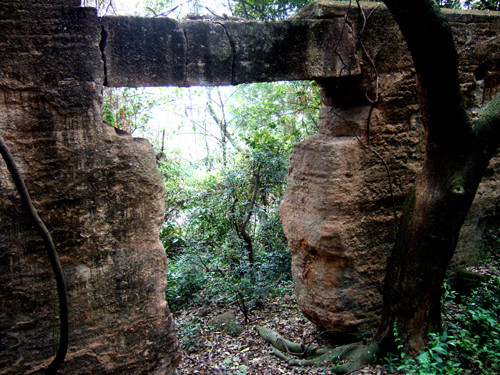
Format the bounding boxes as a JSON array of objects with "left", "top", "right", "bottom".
[
  {"left": 376, "top": 0, "right": 500, "bottom": 354},
  {"left": 239, "top": 166, "right": 261, "bottom": 264}
]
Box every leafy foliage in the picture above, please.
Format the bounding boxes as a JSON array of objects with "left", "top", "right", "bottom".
[
  {"left": 85, "top": 0, "right": 500, "bottom": 18},
  {"left": 435, "top": 0, "right": 500, "bottom": 9},
  {"left": 230, "top": 81, "right": 319, "bottom": 144},
  {"left": 450, "top": 276, "right": 500, "bottom": 373},
  {"left": 163, "top": 149, "right": 293, "bottom": 310},
  {"left": 232, "top": 0, "right": 313, "bottom": 20},
  {"left": 435, "top": 0, "right": 463, "bottom": 8},
  {"left": 385, "top": 271, "right": 500, "bottom": 374},
  {"left": 160, "top": 81, "right": 318, "bottom": 313},
  {"left": 178, "top": 316, "right": 204, "bottom": 350},
  {"left": 165, "top": 251, "right": 207, "bottom": 309},
  {"left": 141, "top": 0, "right": 314, "bottom": 19},
  {"left": 103, "top": 87, "right": 157, "bottom": 134},
  {"left": 462, "top": 0, "right": 500, "bottom": 10}
]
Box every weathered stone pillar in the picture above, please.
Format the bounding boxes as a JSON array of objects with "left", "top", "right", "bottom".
[
  {"left": 281, "top": 1, "right": 500, "bottom": 340},
  {"left": 2, "top": 0, "right": 499, "bottom": 369},
  {"left": 281, "top": 75, "right": 416, "bottom": 339},
  {"left": 0, "top": 1, "right": 180, "bottom": 373}
]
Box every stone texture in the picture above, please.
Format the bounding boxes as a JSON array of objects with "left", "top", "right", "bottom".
[
  {"left": 0, "top": 2, "right": 180, "bottom": 374},
  {"left": 1, "top": 0, "right": 500, "bottom": 371},
  {"left": 100, "top": 16, "right": 187, "bottom": 87},
  {"left": 101, "top": 16, "right": 360, "bottom": 87},
  {"left": 281, "top": 102, "right": 413, "bottom": 339},
  {"left": 281, "top": 1, "right": 500, "bottom": 339}
]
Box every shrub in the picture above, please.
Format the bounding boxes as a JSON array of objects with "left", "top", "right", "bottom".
[
  {"left": 451, "top": 275, "right": 500, "bottom": 373},
  {"left": 165, "top": 253, "right": 206, "bottom": 310},
  {"left": 384, "top": 273, "right": 500, "bottom": 374}
]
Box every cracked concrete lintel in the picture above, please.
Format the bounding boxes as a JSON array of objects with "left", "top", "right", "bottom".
[
  {"left": 98, "top": 3, "right": 500, "bottom": 88},
  {"left": 99, "top": 16, "right": 187, "bottom": 87},
  {"left": 99, "top": 16, "right": 361, "bottom": 88}
]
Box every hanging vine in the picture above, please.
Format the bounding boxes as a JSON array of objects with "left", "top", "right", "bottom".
[{"left": 0, "top": 134, "right": 69, "bottom": 375}]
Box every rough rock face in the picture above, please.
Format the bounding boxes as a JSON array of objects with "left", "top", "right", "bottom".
[
  {"left": 281, "top": 2, "right": 500, "bottom": 338},
  {"left": 1, "top": 0, "right": 499, "bottom": 371},
  {"left": 0, "top": 1, "right": 180, "bottom": 374},
  {"left": 281, "top": 97, "right": 418, "bottom": 338}
]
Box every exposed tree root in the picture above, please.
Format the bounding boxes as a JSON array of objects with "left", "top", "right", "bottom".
[{"left": 257, "top": 326, "right": 379, "bottom": 374}]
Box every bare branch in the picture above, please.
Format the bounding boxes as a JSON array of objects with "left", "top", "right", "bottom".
[
  {"left": 238, "top": 0, "right": 250, "bottom": 19},
  {"left": 206, "top": 90, "right": 247, "bottom": 154}
]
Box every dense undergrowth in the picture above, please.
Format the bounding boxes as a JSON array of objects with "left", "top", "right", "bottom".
[
  {"left": 168, "top": 238, "right": 499, "bottom": 375},
  {"left": 384, "top": 256, "right": 500, "bottom": 375},
  {"left": 164, "top": 210, "right": 292, "bottom": 313},
  {"left": 160, "top": 134, "right": 295, "bottom": 313},
  {"left": 154, "top": 82, "right": 319, "bottom": 314}
]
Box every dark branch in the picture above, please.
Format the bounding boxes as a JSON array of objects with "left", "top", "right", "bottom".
[
  {"left": 238, "top": 0, "right": 250, "bottom": 19},
  {"left": 239, "top": 165, "right": 261, "bottom": 264}
]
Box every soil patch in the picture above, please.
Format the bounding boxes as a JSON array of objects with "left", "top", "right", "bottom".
[{"left": 172, "top": 285, "right": 388, "bottom": 374}]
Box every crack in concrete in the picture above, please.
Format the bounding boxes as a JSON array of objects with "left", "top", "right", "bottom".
[
  {"left": 180, "top": 23, "right": 189, "bottom": 86},
  {"left": 98, "top": 20, "right": 108, "bottom": 87},
  {"left": 215, "top": 22, "right": 237, "bottom": 85}
]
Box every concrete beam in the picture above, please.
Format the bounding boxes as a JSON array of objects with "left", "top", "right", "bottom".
[{"left": 100, "top": 16, "right": 361, "bottom": 87}]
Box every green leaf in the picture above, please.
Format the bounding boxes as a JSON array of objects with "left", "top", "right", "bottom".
[
  {"left": 238, "top": 364, "right": 249, "bottom": 372},
  {"left": 417, "top": 351, "right": 430, "bottom": 364}
]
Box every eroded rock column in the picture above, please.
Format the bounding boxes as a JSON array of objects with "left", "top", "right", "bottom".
[
  {"left": 281, "top": 1, "right": 500, "bottom": 340},
  {"left": 0, "top": 1, "right": 180, "bottom": 374},
  {"left": 280, "top": 77, "right": 423, "bottom": 339}
]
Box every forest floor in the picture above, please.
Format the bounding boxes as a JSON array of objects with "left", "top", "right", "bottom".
[
  {"left": 172, "top": 257, "right": 499, "bottom": 375},
  {"left": 172, "top": 285, "right": 389, "bottom": 375}
]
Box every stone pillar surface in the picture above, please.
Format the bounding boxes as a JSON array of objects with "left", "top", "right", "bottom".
[{"left": 0, "top": 1, "right": 180, "bottom": 374}]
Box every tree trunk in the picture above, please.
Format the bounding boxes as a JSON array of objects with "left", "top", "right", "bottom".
[
  {"left": 376, "top": 156, "right": 486, "bottom": 353},
  {"left": 240, "top": 166, "right": 261, "bottom": 264},
  {"left": 376, "top": 0, "right": 500, "bottom": 354}
]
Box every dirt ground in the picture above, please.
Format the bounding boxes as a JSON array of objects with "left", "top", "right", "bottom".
[{"left": 172, "top": 286, "right": 389, "bottom": 375}]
